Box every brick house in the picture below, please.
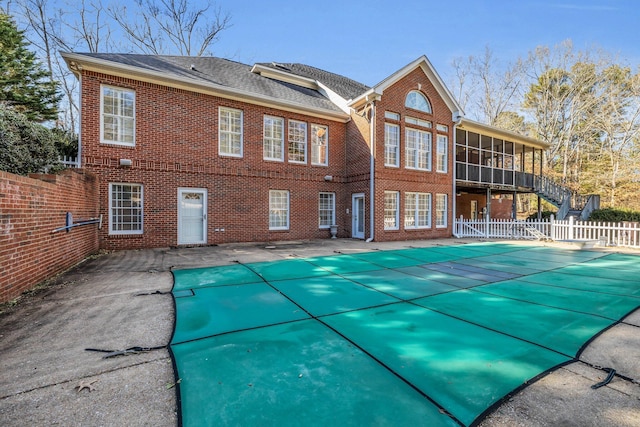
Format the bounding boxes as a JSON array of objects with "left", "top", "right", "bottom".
[{"left": 61, "top": 53, "right": 546, "bottom": 250}]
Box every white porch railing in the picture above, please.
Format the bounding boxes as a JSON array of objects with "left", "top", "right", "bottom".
[
  {"left": 454, "top": 216, "right": 640, "bottom": 249},
  {"left": 454, "top": 217, "right": 552, "bottom": 240},
  {"left": 58, "top": 156, "right": 79, "bottom": 168}
]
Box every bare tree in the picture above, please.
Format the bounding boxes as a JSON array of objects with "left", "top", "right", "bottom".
[
  {"left": 9, "top": 0, "right": 231, "bottom": 133},
  {"left": 107, "top": 0, "right": 231, "bottom": 56},
  {"left": 523, "top": 42, "right": 605, "bottom": 185},
  {"left": 450, "top": 47, "right": 530, "bottom": 126}
]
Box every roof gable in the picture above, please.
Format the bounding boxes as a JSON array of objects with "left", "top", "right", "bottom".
[{"left": 349, "top": 56, "right": 463, "bottom": 119}]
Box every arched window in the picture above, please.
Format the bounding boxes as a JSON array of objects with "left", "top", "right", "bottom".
[{"left": 405, "top": 91, "right": 432, "bottom": 114}]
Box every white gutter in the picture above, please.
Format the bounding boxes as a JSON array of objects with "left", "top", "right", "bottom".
[
  {"left": 67, "top": 61, "right": 83, "bottom": 167},
  {"left": 366, "top": 100, "right": 376, "bottom": 242},
  {"left": 451, "top": 111, "right": 463, "bottom": 238}
]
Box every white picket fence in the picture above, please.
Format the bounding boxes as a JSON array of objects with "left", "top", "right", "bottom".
[
  {"left": 454, "top": 216, "right": 640, "bottom": 249},
  {"left": 58, "top": 156, "right": 79, "bottom": 168}
]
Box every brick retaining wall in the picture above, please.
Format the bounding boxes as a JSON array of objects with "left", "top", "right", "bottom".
[{"left": 0, "top": 169, "right": 99, "bottom": 303}]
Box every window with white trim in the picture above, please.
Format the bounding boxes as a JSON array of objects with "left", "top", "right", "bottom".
[
  {"left": 405, "top": 91, "right": 432, "bottom": 113},
  {"left": 109, "top": 183, "right": 143, "bottom": 234},
  {"left": 436, "top": 134, "right": 448, "bottom": 173},
  {"left": 311, "top": 124, "right": 328, "bottom": 166},
  {"left": 318, "top": 192, "right": 335, "bottom": 228},
  {"left": 384, "top": 123, "right": 400, "bottom": 167},
  {"left": 288, "top": 120, "right": 307, "bottom": 163},
  {"left": 405, "top": 116, "right": 432, "bottom": 128},
  {"left": 384, "top": 111, "right": 400, "bottom": 120},
  {"left": 101, "top": 86, "right": 135, "bottom": 146},
  {"left": 405, "top": 192, "right": 431, "bottom": 229},
  {"left": 405, "top": 128, "right": 431, "bottom": 170},
  {"left": 384, "top": 191, "right": 399, "bottom": 230},
  {"left": 269, "top": 190, "right": 289, "bottom": 230},
  {"left": 219, "top": 107, "right": 243, "bottom": 157},
  {"left": 264, "top": 116, "right": 284, "bottom": 161},
  {"left": 436, "top": 194, "right": 448, "bottom": 228}
]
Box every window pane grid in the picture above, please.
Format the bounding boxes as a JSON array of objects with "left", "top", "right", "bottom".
[
  {"left": 436, "top": 194, "right": 447, "bottom": 227},
  {"left": 110, "top": 184, "right": 143, "bottom": 234},
  {"left": 311, "top": 124, "right": 328, "bottom": 165},
  {"left": 220, "top": 108, "right": 243, "bottom": 156},
  {"left": 318, "top": 192, "right": 335, "bottom": 228},
  {"left": 384, "top": 123, "right": 399, "bottom": 167},
  {"left": 384, "top": 191, "right": 399, "bottom": 230},
  {"left": 405, "top": 192, "right": 431, "bottom": 229},
  {"left": 437, "top": 135, "right": 448, "bottom": 172},
  {"left": 405, "top": 128, "right": 431, "bottom": 170},
  {"left": 102, "top": 87, "right": 135, "bottom": 145},
  {"left": 288, "top": 120, "right": 307, "bottom": 163},
  {"left": 269, "top": 190, "right": 289, "bottom": 230},
  {"left": 264, "top": 116, "right": 284, "bottom": 160}
]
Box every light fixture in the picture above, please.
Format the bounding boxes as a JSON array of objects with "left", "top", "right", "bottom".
[{"left": 119, "top": 159, "right": 132, "bottom": 166}]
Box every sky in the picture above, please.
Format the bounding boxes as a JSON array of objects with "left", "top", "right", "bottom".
[{"left": 210, "top": 0, "right": 640, "bottom": 86}]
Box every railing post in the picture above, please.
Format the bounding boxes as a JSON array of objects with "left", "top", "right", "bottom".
[
  {"left": 568, "top": 215, "right": 574, "bottom": 240},
  {"left": 485, "top": 214, "right": 490, "bottom": 238}
]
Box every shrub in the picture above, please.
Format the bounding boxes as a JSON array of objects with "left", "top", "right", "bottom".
[
  {"left": 0, "top": 107, "right": 60, "bottom": 175},
  {"left": 589, "top": 208, "right": 640, "bottom": 222}
]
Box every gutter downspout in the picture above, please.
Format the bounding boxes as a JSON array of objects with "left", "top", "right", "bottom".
[
  {"left": 451, "top": 112, "right": 463, "bottom": 238},
  {"left": 366, "top": 100, "right": 376, "bottom": 242},
  {"left": 68, "top": 62, "right": 82, "bottom": 167}
]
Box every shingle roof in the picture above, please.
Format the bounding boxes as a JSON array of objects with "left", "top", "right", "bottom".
[
  {"left": 256, "top": 62, "right": 371, "bottom": 100},
  {"left": 74, "top": 53, "right": 363, "bottom": 114}
]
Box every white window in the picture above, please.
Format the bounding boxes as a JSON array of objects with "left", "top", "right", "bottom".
[
  {"left": 384, "top": 191, "right": 399, "bottom": 230},
  {"left": 264, "top": 116, "right": 284, "bottom": 161},
  {"left": 101, "top": 86, "right": 135, "bottom": 146},
  {"left": 405, "top": 192, "right": 431, "bottom": 229},
  {"left": 109, "top": 183, "right": 143, "bottom": 235},
  {"left": 318, "top": 192, "right": 335, "bottom": 228},
  {"left": 437, "top": 124, "right": 448, "bottom": 132},
  {"left": 436, "top": 194, "right": 448, "bottom": 228},
  {"left": 384, "top": 111, "right": 400, "bottom": 120},
  {"left": 219, "top": 107, "right": 243, "bottom": 157},
  {"left": 384, "top": 123, "right": 400, "bottom": 167},
  {"left": 437, "top": 135, "right": 448, "bottom": 173},
  {"left": 405, "top": 128, "right": 431, "bottom": 170},
  {"left": 405, "top": 91, "right": 432, "bottom": 113},
  {"left": 405, "top": 116, "right": 432, "bottom": 128},
  {"left": 288, "top": 120, "right": 307, "bottom": 163},
  {"left": 269, "top": 190, "right": 289, "bottom": 230},
  {"left": 311, "top": 124, "right": 328, "bottom": 166}
]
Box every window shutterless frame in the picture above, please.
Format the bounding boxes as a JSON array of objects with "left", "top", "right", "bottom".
[
  {"left": 108, "top": 183, "right": 143, "bottom": 235},
  {"left": 219, "top": 107, "right": 243, "bottom": 157},
  {"left": 100, "top": 85, "right": 135, "bottom": 146}
]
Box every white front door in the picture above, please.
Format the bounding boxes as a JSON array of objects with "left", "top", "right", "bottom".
[
  {"left": 178, "top": 188, "right": 207, "bottom": 245},
  {"left": 352, "top": 194, "right": 365, "bottom": 239}
]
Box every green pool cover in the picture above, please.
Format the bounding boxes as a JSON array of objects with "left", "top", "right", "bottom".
[{"left": 170, "top": 243, "right": 640, "bottom": 426}]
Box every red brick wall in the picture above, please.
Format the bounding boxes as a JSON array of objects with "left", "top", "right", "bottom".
[
  {"left": 81, "top": 72, "right": 349, "bottom": 249},
  {"left": 371, "top": 67, "right": 455, "bottom": 241},
  {"left": 0, "top": 169, "right": 99, "bottom": 303},
  {"left": 455, "top": 193, "right": 514, "bottom": 220},
  {"left": 79, "top": 65, "right": 457, "bottom": 248}
]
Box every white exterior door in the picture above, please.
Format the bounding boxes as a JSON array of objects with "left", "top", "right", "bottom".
[
  {"left": 178, "top": 188, "right": 207, "bottom": 245},
  {"left": 352, "top": 194, "right": 365, "bottom": 239}
]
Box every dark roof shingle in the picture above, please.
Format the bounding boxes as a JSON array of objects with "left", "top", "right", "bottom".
[{"left": 78, "top": 53, "right": 351, "bottom": 113}]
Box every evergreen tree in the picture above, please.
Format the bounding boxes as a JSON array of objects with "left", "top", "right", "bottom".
[{"left": 0, "top": 13, "right": 60, "bottom": 122}]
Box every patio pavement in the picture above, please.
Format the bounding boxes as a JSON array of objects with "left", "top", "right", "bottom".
[{"left": 1, "top": 238, "right": 639, "bottom": 426}]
